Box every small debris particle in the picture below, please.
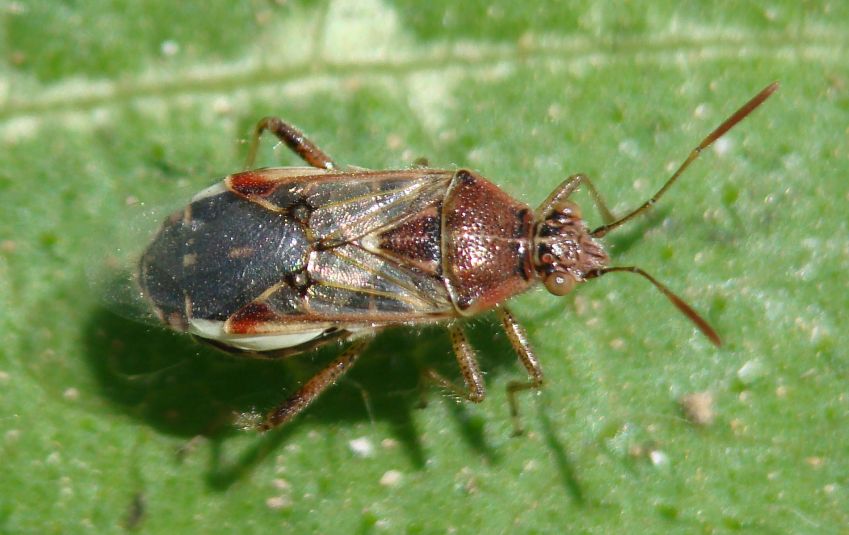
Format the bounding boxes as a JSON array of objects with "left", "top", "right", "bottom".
[
  {"left": 805, "top": 456, "right": 824, "bottom": 469},
  {"left": 380, "top": 469, "right": 402, "bottom": 487},
  {"left": 213, "top": 97, "right": 233, "bottom": 115},
  {"left": 776, "top": 385, "right": 788, "bottom": 398},
  {"left": 729, "top": 418, "right": 745, "bottom": 435},
  {"left": 824, "top": 483, "right": 837, "bottom": 494},
  {"left": 386, "top": 133, "right": 403, "bottom": 150},
  {"left": 618, "top": 138, "right": 640, "bottom": 159},
  {"left": 628, "top": 444, "right": 645, "bottom": 458},
  {"left": 737, "top": 359, "right": 768, "bottom": 385},
  {"left": 5, "top": 429, "right": 20, "bottom": 443},
  {"left": 609, "top": 338, "right": 625, "bottom": 351},
  {"left": 265, "top": 495, "right": 292, "bottom": 510},
  {"left": 649, "top": 449, "right": 669, "bottom": 467},
  {"left": 679, "top": 391, "right": 715, "bottom": 426},
  {"left": 349, "top": 436, "right": 374, "bottom": 458},
  {"left": 457, "top": 466, "right": 478, "bottom": 494},
  {"left": 381, "top": 438, "right": 398, "bottom": 449},
  {"left": 0, "top": 370, "right": 9, "bottom": 382},
  {"left": 46, "top": 451, "right": 61, "bottom": 465},
  {"left": 63, "top": 387, "right": 80, "bottom": 401},
  {"left": 272, "top": 478, "right": 290, "bottom": 491},
  {"left": 713, "top": 136, "right": 732, "bottom": 156},
  {"left": 125, "top": 195, "right": 139, "bottom": 206},
  {"left": 523, "top": 459, "right": 539, "bottom": 472},
  {"left": 160, "top": 40, "right": 179, "bottom": 56},
  {"left": 0, "top": 241, "right": 16, "bottom": 253},
  {"left": 800, "top": 367, "right": 817, "bottom": 379}
]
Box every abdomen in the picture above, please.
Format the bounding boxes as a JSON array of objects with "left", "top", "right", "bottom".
[{"left": 139, "top": 188, "right": 309, "bottom": 330}]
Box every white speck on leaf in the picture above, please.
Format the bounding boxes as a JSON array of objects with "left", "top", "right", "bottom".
[
  {"left": 649, "top": 449, "right": 669, "bottom": 467},
  {"left": 737, "top": 359, "right": 767, "bottom": 385},
  {"left": 161, "top": 40, "right": 179, "bottom": 57},
  {"left": 349, "top": 436, "right": 375, "bottom": 458},
  {"left": 713, "top": 136, "right": 732, "bottom": 156},
  {"left": 380, "top": 469, "right": 402, "bottom": 487},
  {"left": 265, "top": 495, "right": 292, "bottom": 510}
]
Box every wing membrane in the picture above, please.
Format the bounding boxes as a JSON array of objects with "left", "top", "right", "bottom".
[
  {"left": 225, "top": 242, "right": 452, "bottom": 335},
  {"left": 227, "top": 168, "right": 454, "bottom": 246}
]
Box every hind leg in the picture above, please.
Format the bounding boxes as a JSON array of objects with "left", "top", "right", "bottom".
[{"left": 245, "top": 117, "right": 337, "bottom": 170}]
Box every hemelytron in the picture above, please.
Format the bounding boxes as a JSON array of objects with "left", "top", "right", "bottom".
[{"left": 137, "top": 83, "right": 777, "bottom": 433}]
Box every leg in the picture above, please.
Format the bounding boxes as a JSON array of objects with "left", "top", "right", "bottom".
[
  {"left": 245, "top": 117, "right": 337, "bottom": 171},
  {"left": 425, "top": 324, "right": 486, "bottom": 403},
  {"left": 498, "top": 306, "right": 544, "bottom": 436},
  {"left": 536, "top": 174, "right": 615, "bottom": 225},
  {"left": 259, "top": 339, "right": 369, "bottom": 431}
]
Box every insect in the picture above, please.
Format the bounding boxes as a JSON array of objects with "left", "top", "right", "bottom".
[{"left": 138, "top": 83, "right": 777, "bottom": 433}]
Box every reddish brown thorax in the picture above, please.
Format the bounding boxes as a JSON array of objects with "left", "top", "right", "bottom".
[
  {"left": 440, "top": 171, "right": 610, "bottom": 315},
  {"left": 442, "top": 170, "right": 535, "bottom": 315}
]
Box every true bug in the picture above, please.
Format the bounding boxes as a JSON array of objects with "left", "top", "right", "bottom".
[{"left": 138, "top": 83, "right": 777, "bottom": 433}]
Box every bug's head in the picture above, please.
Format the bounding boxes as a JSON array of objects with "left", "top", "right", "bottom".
[
  {"left": 532, "top": 200, "right": 609, "bottom": 296},
  {"left": 528, "top": 82, "right": 778, "bottom": 347}
]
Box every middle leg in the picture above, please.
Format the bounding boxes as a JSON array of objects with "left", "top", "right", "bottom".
[{"left": 425, "top": 323, "right": 486, "bottom": 403}]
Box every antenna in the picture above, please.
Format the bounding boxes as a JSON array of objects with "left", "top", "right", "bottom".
[
  {"left": 585, "top": 266, "right": 722, "bottom": 346},
  {"left": 591, "top": 82, "right": 779, "bottom": 238}
]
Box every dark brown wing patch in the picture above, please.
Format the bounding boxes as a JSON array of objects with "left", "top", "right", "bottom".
[{"left": 373, "top": 205, "right": 442, "bottom": 275}]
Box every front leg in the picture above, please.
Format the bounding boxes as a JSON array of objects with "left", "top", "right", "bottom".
[
  {"left": 245, "top": 117, "right": 337, "bottom": 170},
  {"left": 498, "top": 306, "right": 544, "bottom": 436},
  {"left": 536, "top": 173, "right": 615, "bottom": 225}
]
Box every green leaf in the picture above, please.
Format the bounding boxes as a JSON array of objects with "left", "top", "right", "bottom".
[{"left": 2, "top": 1, "right": 847, "bottom": 532}]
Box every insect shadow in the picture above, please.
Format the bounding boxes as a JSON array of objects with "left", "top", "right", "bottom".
[{"left": 83, "top": 306, "right": 527, "bottom": 487}]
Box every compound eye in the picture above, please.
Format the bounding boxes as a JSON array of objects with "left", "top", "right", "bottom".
[{"left": 543, "top": 271, "right": 576, "bottom": 296}]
